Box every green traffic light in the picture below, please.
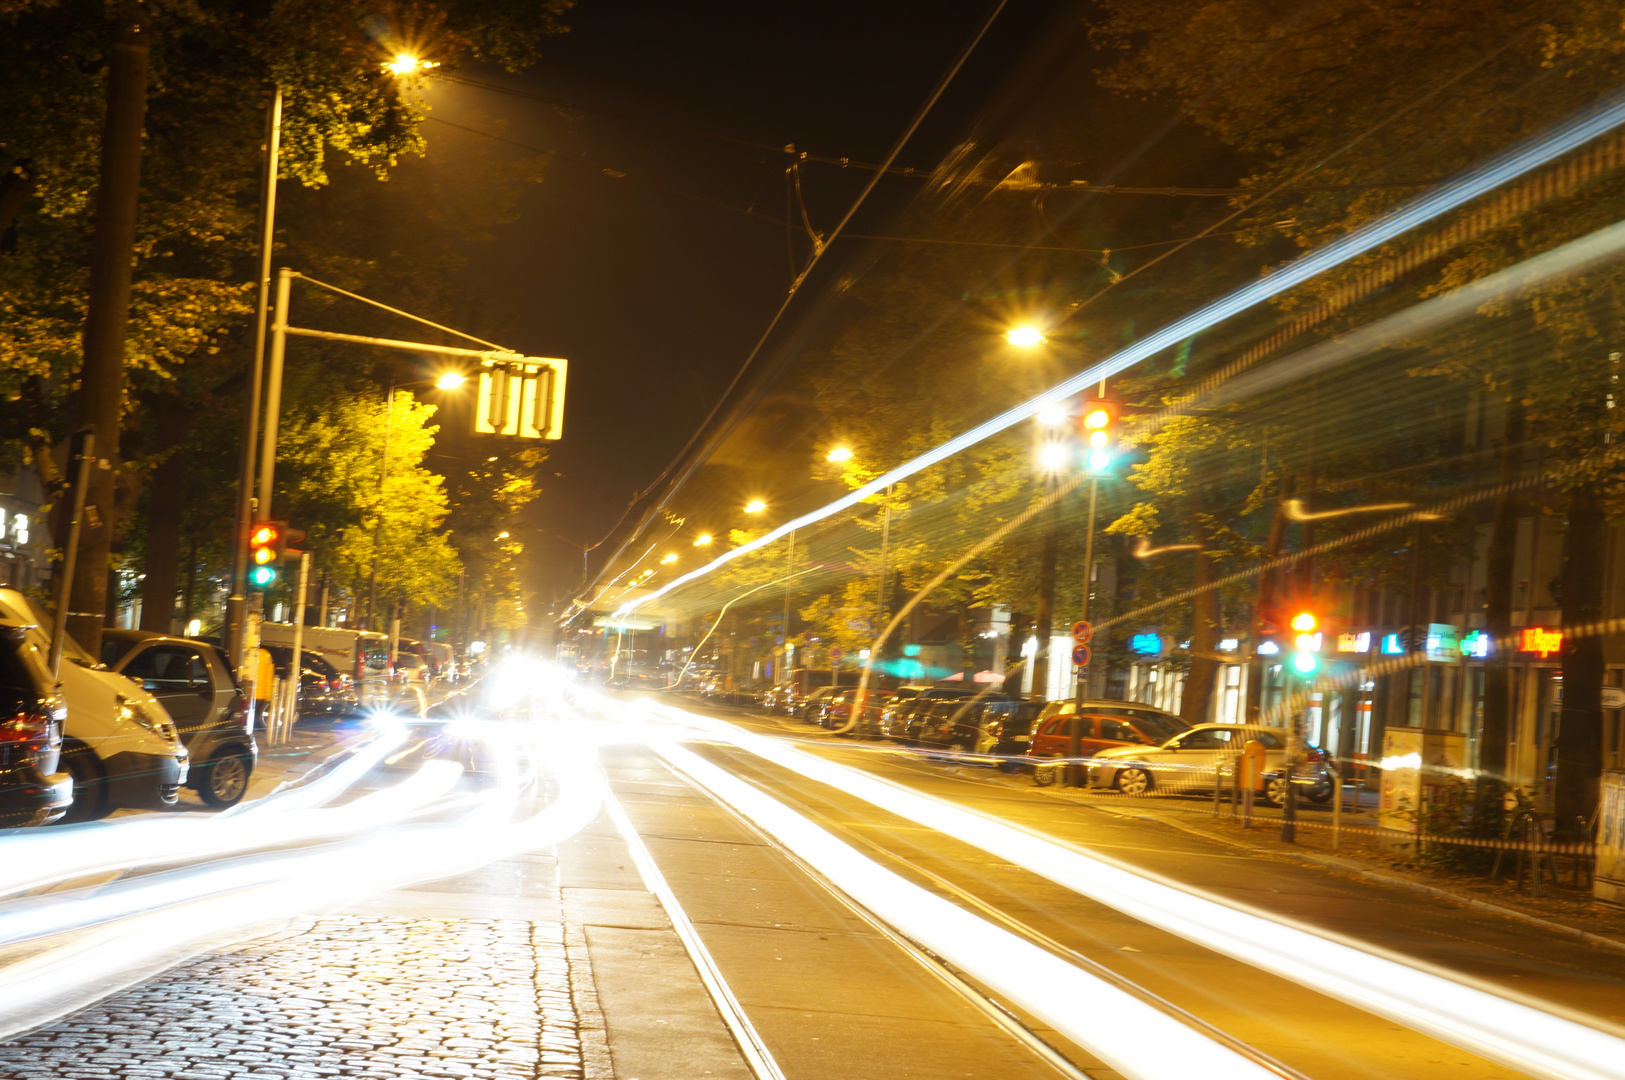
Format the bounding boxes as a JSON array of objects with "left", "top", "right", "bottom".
[
  {"left": 249, "top": 565, "right": 277, "bottom": 588},
  {"left": 1291, "top": 651, "right": 1318, "bottom": 675}
]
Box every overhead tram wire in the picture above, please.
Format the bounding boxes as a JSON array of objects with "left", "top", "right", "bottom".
[
  {"left": 432, "top": 114, "right": 1264, "bottom": 262},
  {"left": 568, "top": 0, "right": 1014, "bottom": 617},
  {"left": 612, "top": 84, "right": 1625, "bottom": 619},
  {"left": 445, "top": 72, "right": 1439, "bottom": 197}
]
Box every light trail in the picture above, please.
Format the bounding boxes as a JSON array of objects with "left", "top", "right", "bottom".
[
  {"left": 641, "top": 731, "right": 1282, "bottom": 1080},
  {"left": 0, "top": 719, "right": 604, "bottom": 1042},
  {"left": 0, "top": 728, "right": 415, "bottom": 900},
  {"left": 614, "top": 87, "right": 1625, "bottom": 618},
  {"left": 635, "top": 702, "right": 1625, "bottom": 1080}
]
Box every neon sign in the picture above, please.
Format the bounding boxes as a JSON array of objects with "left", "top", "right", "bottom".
[{"left": 1520, "top": 627, "right": 1563, "bottom": 658}]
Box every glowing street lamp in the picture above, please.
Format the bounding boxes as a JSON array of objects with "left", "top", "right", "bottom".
[
  {"left": 744, "top": 500, "right": 766, "bottom": 514},
  {"left": 661, "top": 553, "right": 678, "bottom": 564},
  {"left": 436, "top": 372, "right": 467, "bottom": 390},
  {"left": 1005, "top": 325, "right": 1047, "bottom": 348},
  {"left": 694, "top": 534, "right": 713, "bottom": 546},
  {"left": 385, "top": 53, "right": 439, "bottom": 76},
  {"left": 1037, "top": 442, "right": 1070, "bottom": 473},
  {"left": 826, "top": 446, "right": 853, "bottom": 463}
]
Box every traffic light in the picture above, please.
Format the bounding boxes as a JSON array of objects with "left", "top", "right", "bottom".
[
  {"left": 248, "top": 521, "right": 286, "bottom": 588},
  {"left": 1290, "top": 611, "right": 1321, "bottom": 675},
  {"left": 1078, "top": 399, "right": 1118, "bottom": 474}
]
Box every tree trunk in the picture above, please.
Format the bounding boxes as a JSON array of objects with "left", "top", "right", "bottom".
[
  {"left": 0, "top": 160, "right": 34, "bottom": 260},
  {"left": 1555, "top": 482, "right": 1606, "bottom": 835},
  {"left": 68, "top": 23, "right": 149, "bottom": 656},
  {"left": 1182, "top": 510, "right": 1221, "bottom": 726},
  {"left": 1481, "top": 381, "right": 1526, "bottom": 783},
  {"left": 139, "top": 396, "right": 191, "bottom": 632},
  {"left": 1003, "top": 611, "right": 1031, "bottom": 697}
]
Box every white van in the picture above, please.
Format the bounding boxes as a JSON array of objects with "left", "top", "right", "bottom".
[{"left": 0, "top": 589, "right": 187, "bottom": 820}]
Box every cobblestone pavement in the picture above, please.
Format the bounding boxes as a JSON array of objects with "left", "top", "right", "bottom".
[{"left": 0, "top": 915, "right": 591, "bottom": 1080}]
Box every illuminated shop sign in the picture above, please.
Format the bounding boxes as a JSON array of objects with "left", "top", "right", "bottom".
[
  {"left": 1459, "top": 630, "right": 1490, "bottom": 659},
  {"left": 1520, "top": 627, "right": 1563, "bottom": 658},
  {"left": 1338, "top": 632, "right": 1371, "bottom": 654},
  {"left": 1381, "top": 633, "right": 1405, "bottom": 655},
  {"left": 1425, "top": 623, "right": 1460, "bottom": 662},
  {"left": 1130, "top": 633, "right": 1162, "bottom": 656}
]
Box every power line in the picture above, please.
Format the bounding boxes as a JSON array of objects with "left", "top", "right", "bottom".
[{"left": 569, "top": 0, "right": 1014, "bottom": 611}]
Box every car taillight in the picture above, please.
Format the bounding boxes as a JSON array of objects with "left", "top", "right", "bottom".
[
  {"left": 0, "top": 710, "right": 54, "bottom": 762},
  {"left": 329, "top": 678, "right": 343, "bottom": 693}
]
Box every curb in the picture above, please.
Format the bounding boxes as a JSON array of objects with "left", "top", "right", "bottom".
[{"left": 1091, "top": 801, "right": 1625, "bottom": 957}]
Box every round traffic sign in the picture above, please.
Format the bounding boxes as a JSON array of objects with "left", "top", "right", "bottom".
[
  {"left": 1071, "top": 620, "right": 1093, "bottom": 644},
  {"left": 830, "top": 646, "right": 844, "bottom": 661},
  {"left": 1071, "top": 644, "right": 1092, "bottom": 666}
]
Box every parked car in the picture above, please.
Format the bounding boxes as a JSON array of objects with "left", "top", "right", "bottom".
[
  {"left": 1026, "top": 707, "right": 1191, "bottom": 761},
  {"left": 918, "top": 693, "right": 1023, "bottom": 750},
  {"left": 260, "top": 645, "right": 357, "bottom": 718},
  {"left": 881, "top": 688, "right": 973, "bottom": 743},
  {"left": 1087, "top": 723, "right": 1334, "bottom": 804},
  {"left": 101, "top": 629, "right": 257, "bottom": 808},
  {"left": 0, "top": 590, "right": 187, "bottom": 822},
  {"left": 794, "top": 685, "right": 842, "bottom": 722},
  {"left": 921, "top": 695, "right": 1043, "bottom": 754},
  {"left": 759, "top": 684, "right": 795, "bottom": 715},
  {"left": 0, "top": 621, "right": 72, "bottom": 828},
  {"left": 816, "top": 687, "right": 895, "bottom": 732}
]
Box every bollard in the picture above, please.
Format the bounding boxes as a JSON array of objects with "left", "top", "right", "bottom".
[{"left": 1333, "top": 773, "right": 1342, "bottom": 851}]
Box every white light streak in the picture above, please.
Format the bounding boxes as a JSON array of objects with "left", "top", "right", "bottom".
[
  {"left": 647, "top": 734, "right": 1277, "bottom": 1080},
  {"left": 616, "top": 90, "right": 1625, "bottom": 618},
  {"left": 652, "top": 705, "right": 1625, "bottom": 1080}
]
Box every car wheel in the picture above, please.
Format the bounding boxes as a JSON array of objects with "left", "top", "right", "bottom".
[
  {"left": 58, "top": 742, "right": 110, "bottom": 823},
  {"left": 1033, "top": 761, "right": 1058, "bottom": 786},
  {"left": 1306, "top": 777, "right": 1335, "bottom": 804},
  {"left": 198, "top": 750, "right": 252, "bottom": 808},
  {"left": 1260, "top": 774, "right": 1289, "bottom": 807},
  {"left": 1116, "top": 767, "right": 1152, "bottom": 797}
]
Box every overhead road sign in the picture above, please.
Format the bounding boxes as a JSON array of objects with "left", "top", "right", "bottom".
[{"left": 475, "top": 355, "right": 568, "bottom": 440}]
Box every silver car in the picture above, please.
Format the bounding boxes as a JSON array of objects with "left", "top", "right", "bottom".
[{"left": 1088, "top": 723, "right": 1333, "bottom": 805}]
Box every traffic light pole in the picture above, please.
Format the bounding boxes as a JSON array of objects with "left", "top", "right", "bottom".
[
  {"left": 227, "top": 88, "right": 282, "bottom": 676},
  {"left": 1067, "top": 475, "right": 1099, "bottom": 786}
]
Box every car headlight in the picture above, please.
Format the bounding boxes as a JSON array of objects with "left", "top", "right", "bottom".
[{"left": 118, "top": 696, "right": 177, "bottom": 744}]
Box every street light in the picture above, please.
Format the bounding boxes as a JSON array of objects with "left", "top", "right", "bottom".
[
  {"left": 744, "top": 500, "right": 766, "bottom": 514},
  {"left": 661, "top": 553, "right": 678, "bottom": 564},
  {"left": 1005, "top": 325, "right": 1047, "bottom": 348},
  {"left": 826, "top": 446, "right": 853, "bottom": 463},
  {"left": 694, "top": 534, "right": 712, "bottom": 546},
  {"left": 1037, "top": 441, "right": 1070, "bottom": 473},
  {"left": 385, "top": 53, "right": 438, "bottom": 76},
  {"left": 436, "top": 371, "right": 467, "bottom": 390}
]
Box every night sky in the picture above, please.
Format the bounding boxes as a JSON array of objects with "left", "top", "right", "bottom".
[{"left": 419, "top": 0, "right": 1075, "bottom": 604}]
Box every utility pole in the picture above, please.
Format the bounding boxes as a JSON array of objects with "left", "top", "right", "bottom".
[
  {"left": 69, "top": 20, "right": 149, "bottom": 656},
  {"left": 1067, "top": 475, "right": 1099, "bottom": 786},
  {"left": 780, "top": 529, "right": 796, "bottom": 682},
  {"left": 1031, "top": 479, "right": 1059, "bottom": 703},
  {"left": 227, "top": 87, "right": 282, "bottom": 672}
]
